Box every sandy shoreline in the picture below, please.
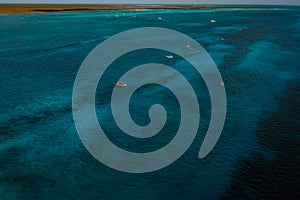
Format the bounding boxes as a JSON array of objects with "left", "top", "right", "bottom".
[{"left": 0, "top": 4, "right": 282, "bottom": 14}]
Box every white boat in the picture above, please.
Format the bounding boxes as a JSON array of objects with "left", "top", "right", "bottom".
[
  {"left": 116, "top": 82, "right": 127, "bottom": 87},
  {"left": 186, "top": 45, "right": 193, "bottom": 50}
]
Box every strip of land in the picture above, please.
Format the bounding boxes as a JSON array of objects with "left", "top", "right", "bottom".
[{"left": 0, "top": 4, "right": 281, "bottom": 14}]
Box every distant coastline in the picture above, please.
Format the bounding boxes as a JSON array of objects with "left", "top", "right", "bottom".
[{"left": 0, "top": 4, "right": 283, "bottom": 14}]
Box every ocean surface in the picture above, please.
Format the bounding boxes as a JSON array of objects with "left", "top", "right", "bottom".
[{"left": 0, "top": 7, "right": 299, "bottom": 199}]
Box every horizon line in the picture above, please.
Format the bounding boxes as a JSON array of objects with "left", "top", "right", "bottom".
[{"left": 0, "top": 3, "right": 299, "bottom": 6}]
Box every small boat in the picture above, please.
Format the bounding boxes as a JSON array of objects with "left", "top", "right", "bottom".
[
  {"left": 116, "top": 82, "right": 127, "bottom": 87},
  {"left": 186, "top": 45, "right": 193, "bottom": 50},
  {"left": 158, "top": 17, "right": 169, "bottom": 22},
  {"left": 219, "top": 81, "right": 224, "bottom": 87},
  {"left": 165, "top": 55, "right": 173, "bottom": 59},
  {"left": 221, "top": 37, "right": 225, "bottom": 41},
  {"left": 210, "top": 19, "right": 216, "bottom": 23}
]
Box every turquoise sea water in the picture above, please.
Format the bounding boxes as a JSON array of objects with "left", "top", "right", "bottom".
[{"left": 0, "top": 8, "right": 299, "bottom": 199}]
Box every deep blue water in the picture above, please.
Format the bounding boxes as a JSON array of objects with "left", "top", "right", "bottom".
[{"left": 0, "top": 8, "right": 299, "bottom": 199}]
